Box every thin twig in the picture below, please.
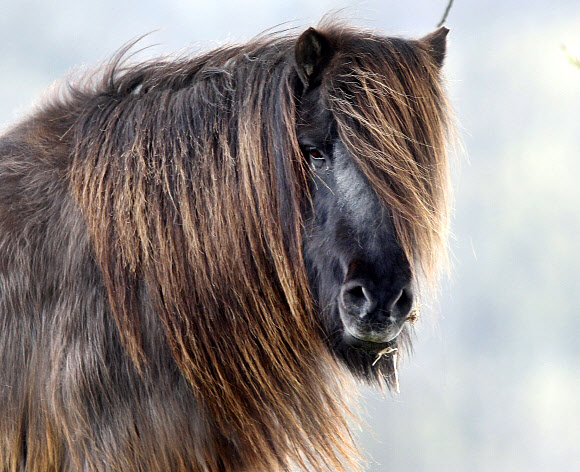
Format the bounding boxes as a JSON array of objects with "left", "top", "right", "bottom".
[{"left": 437, "top": 0, "right": 455, "bottom": 27}]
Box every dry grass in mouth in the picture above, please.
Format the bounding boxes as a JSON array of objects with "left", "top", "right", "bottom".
[
  {"left": 406, "top": 309, "right": 420, "bottom": 325},
  {"left": 372, "top": 347, "right": 400, "bottom": 393},
  {"left": 372, "top": 346, "right": 398, "bottom": 367}
]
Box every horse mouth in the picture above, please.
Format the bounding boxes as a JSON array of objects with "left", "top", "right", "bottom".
[
  {"left": 342, "top": 330, "right": 398, "bottom": 352},
  {"left": 340, "top": 311, "right": 407, "bottom": 352}
]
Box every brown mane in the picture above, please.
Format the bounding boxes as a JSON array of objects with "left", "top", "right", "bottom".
[{"left": 0, "top": 22, "right": 450, "bottom": 472}]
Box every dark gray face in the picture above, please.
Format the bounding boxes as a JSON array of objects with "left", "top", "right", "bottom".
[
  {"left": 292, "top": 23, "right": 449, "bottom": 382},
  {"left": 299, "top": 89, "right": 414, "bottom": 367}
]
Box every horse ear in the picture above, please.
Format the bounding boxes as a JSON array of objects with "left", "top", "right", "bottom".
[
  {"left": 421, "top": 26, "right": 449, "bottom": 68},
  {"left": 295, "top": 27, "right": 334, "bottom": 89}
]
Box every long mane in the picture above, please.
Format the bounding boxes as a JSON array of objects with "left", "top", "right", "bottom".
[{"left": 21, "top": 23, "right": 449, "bottom": 472}]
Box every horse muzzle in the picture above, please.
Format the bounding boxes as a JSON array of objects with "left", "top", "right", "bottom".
[{"left": 338, "top": 277, "right": 413, "bottom": 350}]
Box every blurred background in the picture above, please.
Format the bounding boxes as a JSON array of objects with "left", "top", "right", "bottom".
[{"left": 1, "top": 1, "right": 578, "bottom": 470}]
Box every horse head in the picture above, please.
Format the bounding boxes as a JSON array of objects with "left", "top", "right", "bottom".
[{"left": 295, "top": 26, "right": 450, "bottom": 382}]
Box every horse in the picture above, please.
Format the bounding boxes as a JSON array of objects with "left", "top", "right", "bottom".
[{"left": 0, "top": 22, "right": 450, "bottom": 472}]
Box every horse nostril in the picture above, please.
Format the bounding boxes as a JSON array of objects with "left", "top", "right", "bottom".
[
  {"left": 340, "top": 281, "right": 377, "bottom": 318},
  {"left": 346, "top": 285, "right": 364, "bottom": 300},
  {"left": 389, "top": 288, "right": 413, "bottom": 318}
]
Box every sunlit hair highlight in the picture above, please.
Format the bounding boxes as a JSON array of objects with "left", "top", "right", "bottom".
[{"left": 320, "top": 25, "right": 451, "bottom": 287}]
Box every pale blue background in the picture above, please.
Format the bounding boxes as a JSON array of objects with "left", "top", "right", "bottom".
[{"left": 1, "top": 1, "right": 579, "bottom": 470}]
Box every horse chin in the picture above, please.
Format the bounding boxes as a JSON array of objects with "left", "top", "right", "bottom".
[{"left": 342, "top": 332, "right": 391, "bottom": 351}]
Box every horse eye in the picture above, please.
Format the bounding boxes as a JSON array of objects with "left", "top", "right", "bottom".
[
  {"left": 307, "top": 148, "right": 327, "bottom": 170},
  {"left": 309, "top": 149, "right": 323, "bottom": 158}
]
